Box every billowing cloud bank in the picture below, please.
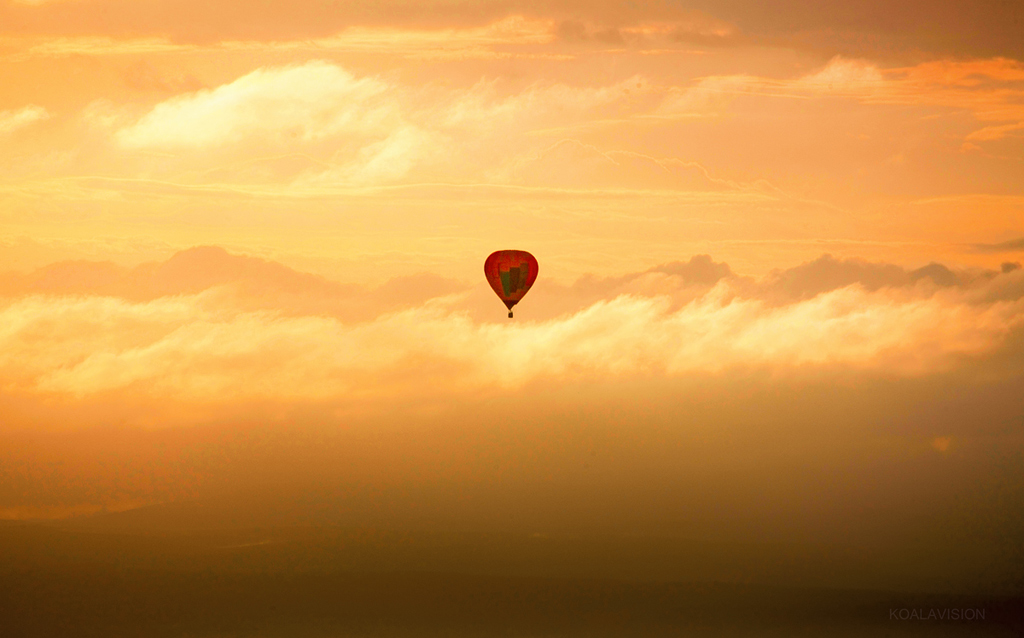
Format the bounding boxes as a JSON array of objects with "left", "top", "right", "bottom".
[
  {"left": 3, "top": 249, "right": 1024, "bottom": 601},
  {"left": 2, "top": 248, "right": 1022, "bottom": 406}
]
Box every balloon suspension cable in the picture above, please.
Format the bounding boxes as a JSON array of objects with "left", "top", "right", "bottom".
[{"left": 508, "top": 310, "right": 513, "bottom": 319}]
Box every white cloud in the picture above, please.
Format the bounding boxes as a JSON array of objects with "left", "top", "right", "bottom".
[
  {"left": 798, "top": 56, "right": 885, "bottom": 95},
  {"left": 300, "top": 125, "right": 444, "bottom": 186},
  {"left": 439, "top": 75, "right": 653, "bottom": 130},
  {"left": 112, "top": 60, "right": 707, "bottom": 188},
  {"left": 0, "top": 105, "right": 50, "bottom": 136},
  {"left": 656, "top": 57, "right": 885, "bottom": 118},
  {"left": 116, "top": 61, "right": 394, "bottom": 149},
  {"left": 2, "top": 276, "right": 1021, "bottom": 403},
  {"left": 965, "top": 121, "right": 1024, "bottom": 142},
  {"left": 656, "top": 75, "right": 758, "bottom": 117}
]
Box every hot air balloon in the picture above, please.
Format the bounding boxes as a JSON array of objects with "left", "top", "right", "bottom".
[{"left": 484, "top": 250, "right": 538, "bottom": 318}]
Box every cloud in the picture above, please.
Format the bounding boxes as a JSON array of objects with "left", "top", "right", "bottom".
[
  {"left": 762, "top": 254, "right": 909, "bottom": 301},
  {"left": 0, "top": 105, "right": 49, "bottom": 135},
  {"left": 301, "top": 125, "right": 444, "bottom": 186},
  {"left": 758, "top": 254, "right": 971, "bottom": 303},
  {"left": 102, "top": 60, "right": 795, "bottom": 193},
  {"left": 697, "top": 0, "right": 1024, "bottom": 60},
  {"left": 556, "top": 254, "right": 734, "bottom": 299},
  {"left": 116, "top": 61, "right": 393, "bottom": 149},
  {"left": 974, "top": 238, "right": 1024, "bottom": 253},
  {"left": 656, "top": 55, "right": 1024, "bottom": 137},
  {"left": 2, "top": 16, "right": 558, "bottom": 61},
  {"left": 279, "top": 15, "right": 556, "bottom": 59},
  {"left": 655, "top": 75, "right": 755, "bottom": 118},
  {"left": 552, "top": 13, "right": 741, "bottom": 48},
  {"left": 108, "top": 61, "right": 694, "bottom": 188},
  {"left": 909, "top": 263, "right": 959, "bottom": 287},
  {"left": 0, "top": 246, "right": 470, "bottom": 321},
  {"left": 501, "top": 140, "right": 726, "bottom": 190},
  {"left": 436, "top": 74, "right": 655, "bottom": 131},
  {"left": 122, "top": 61, "right": 204, "bottom": 94},
  {"left": 674, "top": 55, "right": 1023, "bottom": 114},
  {"left": 797, "top": 56, "right": 885, "bottom": 94},
  {"left": 37, "top": 53, "right": 1019, "bottom": 201},
  {"left": 10, "top": 36, "right": 191, "bottom": 57},
  {"left": 651, "top": 57, "right": 885, "bottom": 118},
  {"left": 3, "top": 0, "right": 1023, "bottom": 60},
  {"left": 652, "top": 254, "right": 734, "bottom": 285},
  {"left": 4, "top": 278, "right": 1020, "bottom": 402},
  {"left": 965, "top": 121, "right": 1024, "bottom": 142},
  {"left": 3, "top": 249, "right": 1022, "bottom": 406},
  {"left": 554, "top": 20, "right": 623, "bottom": 45},
  {"left": 3, "top": 248, "right": 1024, "bottom": 575}
]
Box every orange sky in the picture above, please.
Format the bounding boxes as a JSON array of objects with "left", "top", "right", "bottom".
[
  {"left": 1, "top": 1, "right": 1023, "bottom": 281},
  {"left": 2, "top": 2, "right": 1024, "bottom": 590}
]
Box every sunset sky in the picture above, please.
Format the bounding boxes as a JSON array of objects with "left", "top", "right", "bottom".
[{"left": 2, "top": 0, "right": 1024, "bottom": 599}]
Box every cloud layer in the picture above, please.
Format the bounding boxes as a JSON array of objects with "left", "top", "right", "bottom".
[
  {"left": 3, "top": 249, "right": 1022, "bottom": 408},
  {"left": 0, "top": 105, "right": 48, "bottom": 135},
  {"left": 3, "top": 250, "right": 1023, "bottom": 599}
]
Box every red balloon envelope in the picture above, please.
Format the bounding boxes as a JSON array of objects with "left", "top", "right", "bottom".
[{"left": 484, "top": 250, "right": 538, "bottom": 318}]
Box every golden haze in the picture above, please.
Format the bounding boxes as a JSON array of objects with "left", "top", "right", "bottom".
[{"left": 2, "top": 0, "right": 1024, "bottom": 613}]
